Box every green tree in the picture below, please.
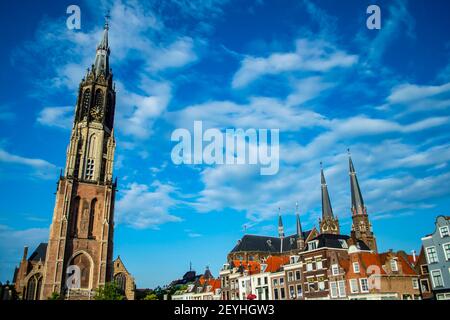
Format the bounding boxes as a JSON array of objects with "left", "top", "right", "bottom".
[
  {"left": 94, "top": 282, "right": 125, "bottom": 300},
  {"left": 143, "top": 293, "right": 159, "bottom": 300},
  {"left": 48, "top": 292, "right": 63, "bottom": 300}
]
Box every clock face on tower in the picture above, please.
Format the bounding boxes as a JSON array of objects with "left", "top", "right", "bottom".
[{"left": 90, "top": 105, "right": 103, "bottom": 121}]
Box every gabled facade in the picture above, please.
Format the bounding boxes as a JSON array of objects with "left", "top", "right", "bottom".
[
  {"left": 421, "top": 215, "right": 450, "bottom": 300},
  {"left": 345, "top": 249, "right": 420, "bottom": 300}
]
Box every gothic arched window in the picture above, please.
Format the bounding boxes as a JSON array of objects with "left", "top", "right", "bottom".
[
  {"left": 88, "top": 198, "right": 97, "bottom": 238},
  {"left": 82, "top": 89, "right": 91, "bottom": 118},
  {"left": 115, "top": 273, "right": 126, "bottom": 294},
  {"left": 25, "top": 276, "right": 37, "bottom": 300},
  {"left": 71, "top": 196, "right": 80, "bottom": 237},
  {"left": 35, "top": 276, "right": 43, "bottom": 300}
]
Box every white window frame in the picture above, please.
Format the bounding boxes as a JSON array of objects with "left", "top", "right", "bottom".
[
  {"left": 359, "top": 278, "right": 369, "bottom": 293},
  {"left": 329, "top": 281, "right": 338, "bottom": 298},
  {"left": 390, "top": 259, "right": 398, "bottom": 272},
  {"left": 353, "top": 262, "right": 360, "bottom": 273},
  {"left": 439, "top": 226, "right": 450, "bottom": 238},
  {"left": 306, "top": 262, "right": 313, "bottom": 272},
  {"left": 337, "top": 280, "right": 346, "bottom": 297},
  {"left": 412, "top": 278, "right": 419, "bottom": 290},
  {"left": 349, "top": 279, "right": 359, "bottom": 293},
  {"left": 443, "top": 242, "right": 450, "bottom": 261},
  {"left": 296, "top": 284, "right": 302, "bottom": 297},
  {"left": 426, "top": 246, "right": 439, "bottom": 264},
  {"left": 316, "top": 260, "right": 323, "bottom": 270},
  {"left": 331, "top": 264, "right": 339, "bottom": 276},
  {"left": 318, "top": 280, "right": 325, "bottom": 291},
  {"left": 431, "top": 270, "right": 444, "bottom": 288}
]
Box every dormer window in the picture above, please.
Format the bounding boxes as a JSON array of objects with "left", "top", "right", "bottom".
[
  {"left": 290, "top": 255, "right": 299, "bottom": 264},
  {"left": 390, "top": 259, "right": 398, "bottom": 272},
  {"left": 308, "top": 240, "right": 318, "bottom": 251},
  {"left": 439, "top": 226, "right": 450, "bottom": 238},
  {"left": 338, "top": 239, "right": 348, "bottom": 249}
]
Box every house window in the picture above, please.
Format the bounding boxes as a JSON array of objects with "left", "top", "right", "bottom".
[
  {"left": 440, "top": 226, "right": 450, "bottom": 238},
  {"left": 295, "top": 270, "right": 301, "bottom": 280},
  {"left": 280, "top": 287, "right": 286, "bottom": 299},
  {"left": 331, "top": 264, "right": 339, "bottom": 276},
  {"left": 353, "top": 262, "right": 360, "bottom": 273},
  {"left": 420, "top": 264, "right": 429, "bottom": 274},
  {"left": 390, "top": 259, "right": 398, "bottom": 272},
  {"left": 360, "top": 278, "right": 369, "bottom": 293},
  {"left": 308, "top": 241, "right": 318, "bottom": 250},
  {"left": 289, "top": 285, "right": 295, "bottom": 299},
  {"left": 318, "top": 280, "right": 325, "bottom": 291},
  {"left": 306, "top": 262, "right": 313, "bottom": 272},
  {"left": 273, "top": 288, "right": 279, "bottom": 300},
  {"left": 316, "top": 260, "right": 323, "bottom": 270},
  {"left": 330, "top": 281, "right": 338, "bottom": 298},
  {"left": 349, "top": 279, "right": 359, "bottom": 293},
  {"left": 420, "top": 279, "right": 430, "bottom": 292},
  {"left": 338, "top": 280, "right": 346, "bottom": 297},
  {"left": 443, "top": 243, "right": 450, "bottom": 261},
  {"left": 412, "top": 278, "right": 419, "bottom": 290},
  {"left": 257, "top": 278, "right": 261, "bottom": 286},
  {"left": 431, "top": 270, "right": 444, "bottom": 288},
  {"left": 426, "top": 247, "right": 438, "bottom": 264},
  {"left": 296, "top": 284, "right": 302, "bottom": 297},
  {"left": 280, "top": 277, "right": 284, "bottom": 285},
  {"left": 288, "top": 272, "right": 294, "bottom": 282},
  {"left": 273, "top": 279, "right": 278, "bottom": 286},
  {"left": 264, "top": 277, "right": 268, "bottom": 285}
]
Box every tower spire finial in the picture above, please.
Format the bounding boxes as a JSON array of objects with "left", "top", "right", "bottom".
[{"left": 104, "top": 10, "right": 111, "bottom": 30}]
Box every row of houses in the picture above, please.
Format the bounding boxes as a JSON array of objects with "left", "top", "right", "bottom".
[{"left": 171, "top": 155, "right": 450, "bottom": 300}]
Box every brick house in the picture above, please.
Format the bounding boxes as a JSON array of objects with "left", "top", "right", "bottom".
[{"left": 345, "top": 249, "right": 420, "bottom": 300}]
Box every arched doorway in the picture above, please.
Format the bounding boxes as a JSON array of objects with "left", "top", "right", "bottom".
[{"left": 70, "top": 252, "right": 92, "bottom": 289}]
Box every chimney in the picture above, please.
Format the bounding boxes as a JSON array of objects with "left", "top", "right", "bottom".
[
  {"left": 411, "top": 250, "right": 417, "bottom": 263},
  {"left": 22, "top": 246, "right": 28, "bottom": 261}
]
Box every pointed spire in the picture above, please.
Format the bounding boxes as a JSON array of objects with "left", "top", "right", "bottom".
[
  {"left": 296, "top": 202, "right": 304, "bottom": 239},
  {"left": 348, "top": 149, "right": 366, "bottom": 215},
  {"left": 321, "top": 162, "right": 334, "bottom": 220},
  {"left": 93, "top": 12, "right": 111, "bottom": 77},
  {"left": 278, "top": 208, "right": 284, "bottom": 238}
]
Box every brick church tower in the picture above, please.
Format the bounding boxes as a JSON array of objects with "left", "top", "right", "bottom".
[
  {"left": 348, "top": 152, "right": 378, "bottom": 253},
  {"left": 41, "top": 17, "right": 117, "bottom": 299}
]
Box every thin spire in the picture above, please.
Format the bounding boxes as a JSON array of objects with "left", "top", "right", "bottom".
[
  {"left": 321, "top": 163, "right": 334, "bottom": 220},
  {"left": 93, "top": 12, "right": 111, "bottom": 77},
  {"left": 348, "top": 151, "right": 366, "bottom": 215},
  {"left": 278, "top": 208, "right": 284, "bottom": 238},
  {"left": 296, "top": 202, "right": 304, "bottom": 239}
]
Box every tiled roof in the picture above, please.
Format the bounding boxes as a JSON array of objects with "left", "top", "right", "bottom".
[
  {"left": 230, "top": 231, "right": 312, "bottom": 253},
  {"left": 28, "top": 243, "right": 48, "bottom": 262},
  {"left": 232, "top": 260, "right": 261, "bottom": 274},
  {"left": 307, "top": 233, "right": 371, "bottom": 251},
  {"left": 265, "top": 256, "right": 289, "bottom": 273}
]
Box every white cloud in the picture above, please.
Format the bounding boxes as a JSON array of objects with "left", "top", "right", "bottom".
[
  {"left": 0, "top": 225, "right": 49, "bottom": 282},
  {"left": 37, "top": 106, "right": 73, "bottom": 129},
  {"left": 169, "top": 95, "right": 328, "bottom": 132},
  {"left": 387, "top": 82, "right": 450, "bottom": 113},
  {"left": 232, "top": 38, "right": 358, "bottom": 88},
  {"left": 0, "top": 148, "right": 57, "bottom": 179},
  {"left": 116, "top": 181, "right": 182, "bottom": 229}
]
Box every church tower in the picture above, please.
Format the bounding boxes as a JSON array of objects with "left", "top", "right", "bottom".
[
  {"left": 41, "top": 17, "right": 117, "bottom": 299},
  {"left": 348, "top": 152, "right": 377, "bottom": 252},
  {"left": 319, "top": 163, "right": 340, "bottom": 235}
]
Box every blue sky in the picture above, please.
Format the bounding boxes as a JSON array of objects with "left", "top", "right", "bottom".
[{"left": 1, "top": 0, "right": 450, "bottom": 288}]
